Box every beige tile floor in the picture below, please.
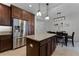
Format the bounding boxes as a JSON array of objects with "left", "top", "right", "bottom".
[
  {"left": 0, "top": 42, "right": 79, "bottom": 56},
  {"left": 53, "top": 42, "right": 79, "bottom": 56},
  {"left": 53, "top": 46, "right": 79, "bottom": 56},
  {"left": 0, "top": 47, "right": 26, "bottom": 56}
]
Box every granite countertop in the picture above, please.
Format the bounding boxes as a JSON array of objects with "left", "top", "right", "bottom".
[{"left": 26, "top": 33, "right": 56, "bottom": 41}]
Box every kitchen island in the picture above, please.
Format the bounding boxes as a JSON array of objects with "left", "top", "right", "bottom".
[{"left": 26, "top": 33, "right": 56, "bottom": 56}]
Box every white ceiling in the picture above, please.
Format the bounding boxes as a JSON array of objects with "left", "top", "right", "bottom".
[
  {"left": 12, "top": 3, "right": 61, "bottom": 14},
  {"left": 11, "top": 3, "right": 62, "bottom": 20},
  {"left": 4, "top": 3, "right": 78, "bottom": 21}
]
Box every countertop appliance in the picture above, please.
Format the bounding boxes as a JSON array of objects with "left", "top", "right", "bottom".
[{"left": 13, "top": 18, "right": 28, "bottom": 49}]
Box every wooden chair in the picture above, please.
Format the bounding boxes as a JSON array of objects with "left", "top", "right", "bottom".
[
  {"left": 67, "top": 32, "right": 75, "bottom": 47},
  {"left": 56, "top": 32, "right": 66, "bottom": 47}
]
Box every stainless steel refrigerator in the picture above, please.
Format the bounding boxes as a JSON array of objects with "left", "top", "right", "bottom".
[{"left": 13, "top": 18, "right": 28, "bottom": 49}]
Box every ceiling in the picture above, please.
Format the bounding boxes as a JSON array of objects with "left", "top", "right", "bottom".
[
  {"left": 2, "top": 3, "right": 63, "bottom": 20},
  {"left": 12, "top": 3, "right": 61, "bottom": 14},
  {"left": 11, "top": 3, "right": 62, "bottom": 20},
  {"left": 2, "top": 3, "right": 79, "bottom": 21}
]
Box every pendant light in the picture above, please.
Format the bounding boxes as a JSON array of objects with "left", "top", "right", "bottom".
[
  {"left": 36, "top": 3, "right": 42, "bottom": 16},
  {"left": 45, "top": 3, "right": 49, "bottom": 20}
]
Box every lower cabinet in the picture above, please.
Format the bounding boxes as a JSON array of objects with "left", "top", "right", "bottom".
[
  {"left": 0, "top": 35, "right": 12, "bottom": 52},
  {"left": 26, "top": 36, "right": 56, "bottom": 56},
  {"left": 40, "top": 44, "right": 47, "bottom": 56}
]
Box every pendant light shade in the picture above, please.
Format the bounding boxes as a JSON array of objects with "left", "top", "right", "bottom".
[
  {"left": 36, "top": 3, "right": 42, "bottom": 16},
  {"left": 36, "top": 10, "right": 42, "bottom": 16},
  {"left": 45, "top": 3, "right": 49, "bottom": 20}
]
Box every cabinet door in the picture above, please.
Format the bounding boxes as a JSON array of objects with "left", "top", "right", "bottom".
[
  {"left": 52, "top": 37, "right": 56, "bottom": 53},
  {"left": 3, "top": 5, "right": 10, "bottom": 26},
  {"left": 47, "top": 39, "right": 52, "bottom": 56},
  {"left": 22, "top": 10, "right": 34, "bottom": 21},
  {"left": 22, "top": 10, "right": 28, "bottom": 20},
  {"left": 28, "top": 20, "right": 31, "bottom": 35},
  {"left": 28, "top": 20, "right": 34, "bottom": 35},
  {"left": 27, "top": 38, "right": 39, "bottom": 56},
  {"left": 0, "top": 4, "right": 10, "bottom": 26},
  {"left": 0, "top": 4, "right": 4, "bottom": 25},
  {"left": 11, "top": 5, "right": 22, "bottom": 19},
  {"left": 0, "top": 35, "right": 12, "bottom": 52},
  {"left": 31, "top": 15, "right": 35, "bottom": 35},
  {"left": 28, "top": 17, "right": 35, "bottom": 35},
  {"left": 40, "top": 44, "right": 47, "bottom": 56},
  {"left": 22, "top": 10, "right": 35, "bottom": 35}
]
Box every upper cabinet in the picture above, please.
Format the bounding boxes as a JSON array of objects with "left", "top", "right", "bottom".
[
  {"left": 22, "top": 11, "right": 35, "bottom": 35},
  {"left": 22, "top": 10, "right": 28, "bottom": 20},
  {"left": 0, "top": 4, "right": 10, "bottom": 26},
  {"left": 11, "top": 5, "right": 34, "bottom": 21},
  {"left": 22, "top": 10, "right": 34, "bottom": 21},
  {"left": 11, "top": 5, "right": 22, "bottom": 19}
]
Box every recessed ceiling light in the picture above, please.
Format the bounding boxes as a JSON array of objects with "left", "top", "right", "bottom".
[{"left": 29, "top": 4, "right": 32, "bottom": 8}]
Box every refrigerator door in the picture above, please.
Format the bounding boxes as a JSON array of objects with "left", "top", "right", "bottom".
[
  {"left": 22, "top": 20, "right": 29, "bottom": 45},
  {"left": 23, "top": 20, "right": 28, "bottom": 36},
  {"left": 13, "top": 18, "right": 20, "bottom": 49}
]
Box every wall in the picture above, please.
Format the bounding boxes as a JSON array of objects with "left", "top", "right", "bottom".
[
  {"left": 35, "top": 4, "right": 79, "bottom": 41},
  {"left": 49, "top": 4, "right": 79, "bottom": 41},
  {"left": 35, "top": 16, "right": 51, "bottom": 34}
]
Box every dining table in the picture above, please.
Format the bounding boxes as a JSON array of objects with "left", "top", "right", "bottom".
[{"left": 47, "top": 31, "right": 68, "bottom": 46}]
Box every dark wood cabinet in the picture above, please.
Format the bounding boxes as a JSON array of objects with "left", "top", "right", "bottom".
[
  {"left": 22, "top": 10, "right": 33, "bottom": 20},
  {"left": 0, "top": 35, "right": 12, "bottom": 52},
  {"left": 26, "top": 36, "right": 56, "bottom": 56},
  {"left": 0, "top": 4, "right": 10, "bottom": 26},
  {"left": 11, "top": 5, "right": 22, "bottom": 19},
  {"left": 47, "top": 39, "right": 52, "bottom": 56},
  {"left": 28, "top": 20, "right": 33, "bottom": 35},
  {"left": 52, "top": 37, "right": 56, "bottom": 52},
  {"left": 31, "top": 15, "right": 35, "bottom": 35},
  {"left": 28, "top": 15, "right": 35, "bottom": 35},
  {"left": 22, "top": 10, "right": 29, "bottom": 20},
  {"left": 22, "top": 10, "right": 35, "bottom": 35}
]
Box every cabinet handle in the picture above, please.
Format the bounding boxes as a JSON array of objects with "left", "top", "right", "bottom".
[{"left": 30, "top": 44, "right": 33, "bottom": 48}]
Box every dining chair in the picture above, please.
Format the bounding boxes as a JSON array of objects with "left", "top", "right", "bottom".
[
  {"left": 67, "top": 32, "right": 75, "bottom": 47},
  {"left": 56, "top": 33, "right": 66, "bottom": 47}
]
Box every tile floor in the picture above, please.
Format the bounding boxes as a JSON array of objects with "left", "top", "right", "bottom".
[
  {"left": 0, "top": 47, "right": 26, "bottom": 56},
  {"left": 0, "top": 42, "right": 79, "bottom": 56}
]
